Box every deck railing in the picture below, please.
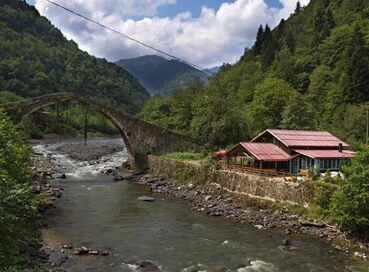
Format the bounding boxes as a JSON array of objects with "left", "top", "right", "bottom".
[{"left": 226, "top": 165, "right": 294, "bottom": 177}]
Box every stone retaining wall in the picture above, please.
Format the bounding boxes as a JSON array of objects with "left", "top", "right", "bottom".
[{"left": 148, "top": 156, "right": 314, "bottom": 206}]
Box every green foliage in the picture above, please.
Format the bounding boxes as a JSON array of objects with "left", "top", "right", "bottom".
[
  {"left": 0, "top": 1, "right": 149, "bottom": 114},
  {"left": 139, "top": 0, "right": 369, "bottom": 151},
  {"left": 246, "top": 78, "right": 299, "bottom": 134},
  {"left": 329, "top": 145, "right": 369, "bottom": 236},
  {"left": 313, "top": 182, "right": 338, "bottom": 210},
  {"left": 190, "top": 77, "right": 246, "bottom": 146},
  {"left": 162, "top": 152, "right": 205, "bottom": 161},
  {"left": 280, "top": 95, "right": 316, "bottom": 130},
  {"left": 254, "top": 25, "right": 264, "bottom": 54},
  {"left": 308, "top": 167, "right": 321, "bottom": 181},
  {"left": 342, "top": 25, "right": 369, "bottom": 104},
  {"left": 0, "top": 91, "right": 25, "bottom": 104},
  {"left": 0, "top": 111, "right": 39, "bottom": 267},
  {"left": 295, "top": 1, "right": 302, "bottom": 13}
]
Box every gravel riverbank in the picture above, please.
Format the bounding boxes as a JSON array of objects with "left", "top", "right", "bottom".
[
  {"left": 30, "top": 138, "right": 369, "bottom": 269},
  {"left": 32, "top": 136, "right": 124, "bottom": 161},
  {"left": 55, "top": 141, "right": 122, "bottom": 161}
]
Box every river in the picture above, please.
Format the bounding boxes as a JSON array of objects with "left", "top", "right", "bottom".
[{"left": 33, "top": 139, "right": 368, "bottom": 272}]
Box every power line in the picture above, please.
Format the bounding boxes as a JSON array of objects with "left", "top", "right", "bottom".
[{"left": 42, "top": 0, "right": 214, "bottom": 75}]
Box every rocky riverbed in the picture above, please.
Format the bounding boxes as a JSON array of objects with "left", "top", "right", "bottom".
[
  {"left": 109, "top": 168, "right": 369, "bottom": 262},
  {"left": 31, "top": 138, "right": 123, "bottom": 270},
  {"left": 31, "top": 138, "right": 369, "bottom": 271}
]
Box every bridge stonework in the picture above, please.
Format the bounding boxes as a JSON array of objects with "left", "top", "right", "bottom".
[{"left": 4, "top": 93, "right": 203, "bottom": 170}]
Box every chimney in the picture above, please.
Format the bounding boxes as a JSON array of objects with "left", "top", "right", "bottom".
[{"left": 338, "top": 143, "right": 343, "bottom": 153}]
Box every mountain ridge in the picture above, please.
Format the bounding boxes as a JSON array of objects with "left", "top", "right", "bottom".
[
  {"left": 0, "top": 0, "right": 150, "bottom": 114},
  {"left": 116, "top": 55, "right": 211, "bottom": 96}
]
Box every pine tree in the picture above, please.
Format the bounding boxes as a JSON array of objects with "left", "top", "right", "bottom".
[
  {"left": 343, "top": 26, "right": 369, "bottom": 104},
  {"left": 322, "top": 9, "right": 335, "bottom": 38},
  {"left": 313, "top": 8, "right": 335, "bottom": 45},
  {"left": 261, "top": 25, "right": 277, "bottom": 68},
  {"left": 254, "top": 25, "right": 264, "bottom": 55},
  {"left": 295, "top": 1, "right": 301, "bottom": 13}
]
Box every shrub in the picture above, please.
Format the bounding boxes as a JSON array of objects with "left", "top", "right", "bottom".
[
  {"left": 330, "top": 145, "right": 369, "bottom": 236},
  {"left": 308, "top": 167, "right": 321, "bottom": 181},
  {"left": 0, "top": 111, "right": 39, "bottom": 267}
]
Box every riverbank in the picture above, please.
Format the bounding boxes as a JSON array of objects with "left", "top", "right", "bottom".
[
  {"left": 31, "top": 139, "right": 369, "bottom": 271},
  {"left": 110, "top": 164, "right": 369, "bottom": 262},
  {"left": 31, "top": 138, "right": 125, "bottom": 270},
  {"left": 31, "top": 135, "right": 123, "bottom": 161}
]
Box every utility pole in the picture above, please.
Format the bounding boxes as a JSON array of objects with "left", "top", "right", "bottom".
[
  {"left": 366, "top": 108, "right": 369, "bottom": 144},
  {"left": 84, "top": 105, "right": 88, "bottom": 146}
]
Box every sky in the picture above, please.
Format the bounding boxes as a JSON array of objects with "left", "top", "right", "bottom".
[{"left": 26, "top": 0, "right": 310, "bottom": 68}]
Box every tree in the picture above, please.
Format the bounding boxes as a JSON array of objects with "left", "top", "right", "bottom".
[
  {"left": 271, "top": 47, "right": 295, "bottom": 84},
  {"left": 190, "top": 77, "right": 247, "bottom": 147},
  {"left": 280, "top": 95, "right": 316, "bottom": 130},
  {"left": 330, "top": 145, "right": 369, "bottom": 236},
  {"left": 295, "top": 1, "right": 302, "bottom": 13},
  {"left": 261, "top": 25, "right": 278, "bottom": 68},
  {"left": 313, "top": 8, "right": 336, "bottom": 45},
  {"left": 254, "top": 25, "right": 264, "bottom": 55},
  {"left": 342, "top": 25, "right": 369, "bottom": 104},
  {"left": 0, "top": 110, "right": 38, "bottom": 267},
  {"left": 246, "top": 78, "right": 299, "bottom": 134}
]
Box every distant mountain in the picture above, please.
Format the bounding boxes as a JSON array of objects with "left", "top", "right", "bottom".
[
  {"left": 0, "top": 0, "right": 149, "bottom": 114},
  {"left": 204, "top": 66, "right": 220, "bottom": 75},
  {"left": 116, "top": 55, "right": 210, "bottom": 96}
]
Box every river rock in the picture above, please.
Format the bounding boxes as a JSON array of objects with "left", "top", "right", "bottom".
[
  {"left": 113, "top": 174, "right": 124, "bottom": 181},
  {"left": 57, "top": 173, "right": 66, "bottom": 179},
  {"left": 88, "top": 250, "right": 99, "bottom": 255},
  {"left": 128, "top": 260, "right": 161, "bottom": 271},
  {"left": 62, "top": 245, "right": 73, "bottom": 249},
  {"left": 213, "top": 265, "right": 227, "bottom": 272},
  {"left": 187, "top": 183, "right": 196, "bottom": 189},
  {"left": 282, "top": 238, "right": 291, "bottom": 246},
  {"left": 73, "top": 247, "right": 89, "bottom": 255},
  {"left": 137, "top": 196, "right": 155, "bottom": 202},
  {"left": 101, "top": 250, "right": 110, "bottom": 256}
]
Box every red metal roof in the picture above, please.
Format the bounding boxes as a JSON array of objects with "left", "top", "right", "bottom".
[
  {"left": 239, "top": 143, "right": 293, "bottom": 161},
  {"left": 293, "top": 149, "right": 356, "bottom": 159},
  {"left": 251, "top": 129, "right": 349, "bottom": 148}
]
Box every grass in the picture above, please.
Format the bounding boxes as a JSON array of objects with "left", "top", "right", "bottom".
[{"left": 161, "top": 152, "right": 206, "bottom": 161}]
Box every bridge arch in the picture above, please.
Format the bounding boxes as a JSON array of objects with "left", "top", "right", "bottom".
[
  {"left": 4, "top": 92, "right": 202, "bottom": 170},
  {"left": 19, "top": 93, "right": 135, "bottom": 165}
]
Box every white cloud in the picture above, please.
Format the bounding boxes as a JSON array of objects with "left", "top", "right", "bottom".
[{"left": 35, "top": 0, "right": 310, "bottom": 68}]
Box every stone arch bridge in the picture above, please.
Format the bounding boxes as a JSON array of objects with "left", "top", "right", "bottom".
[{"left": 2, "top": 92, "right": 203, "bottom": 170}]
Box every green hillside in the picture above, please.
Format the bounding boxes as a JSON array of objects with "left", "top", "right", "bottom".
[
  {"left": 116, "top": 55, "right": 209, "bottom": 96},
  {"left": 0, "top": 0, "right": 150, "bottom": 114},
  {"left": 139, "top": 0, "right": 369, "bottom": 147}
]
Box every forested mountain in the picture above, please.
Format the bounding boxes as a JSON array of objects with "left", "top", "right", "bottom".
[
  {"left": 116, "top": 55, "right": 210, "bottom": 96},
  {"left": 139, "top": 0, "right": 369, "bottom": 147},
  {"left": 204, "top": 66, "right": 220, "bottom": 75},
  {"left": 0, "top": 0, "right": 150, "bottom": 114}
]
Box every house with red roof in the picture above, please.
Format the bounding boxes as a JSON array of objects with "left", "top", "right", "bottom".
[{"left": 226, "top": 129, "right": 356, "bottom": 175}]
